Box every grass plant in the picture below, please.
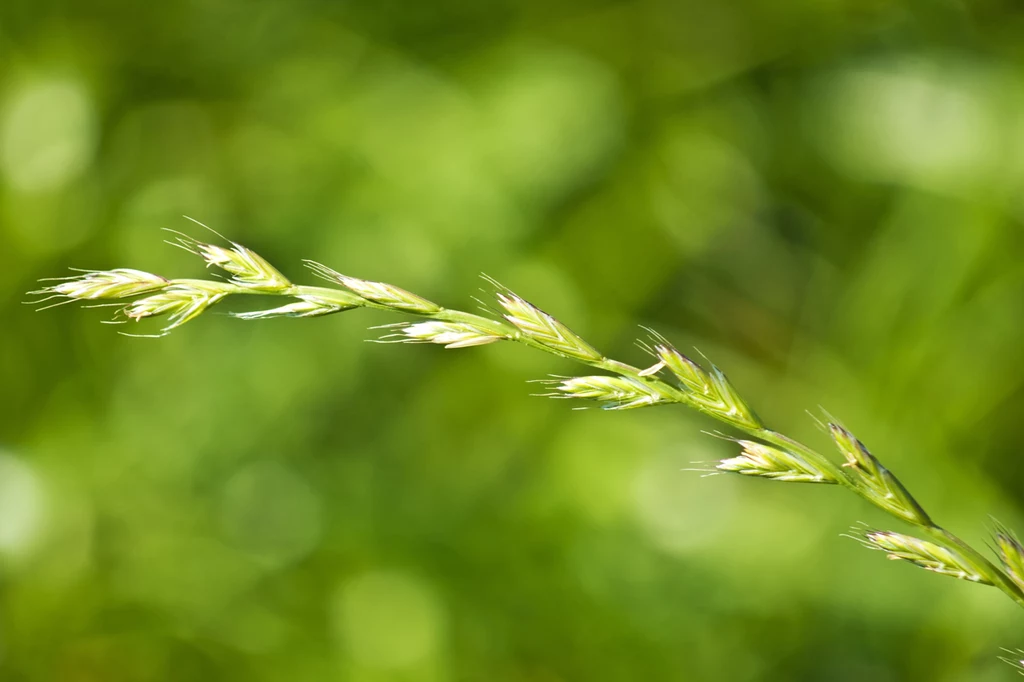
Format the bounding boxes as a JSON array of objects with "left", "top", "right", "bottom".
[{"left": 33, "top": 227, "right": 1024, "bottom": 669}]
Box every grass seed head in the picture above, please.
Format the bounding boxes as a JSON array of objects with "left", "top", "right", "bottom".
[{"left": 38, "top": 231, "right": 1024, "bottom": 630}]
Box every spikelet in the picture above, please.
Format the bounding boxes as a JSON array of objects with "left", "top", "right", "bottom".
[
  {"left": 391, "top": 321, "right": 505, "bottom": 349},
  {"left": 31, "top": 269, "right": 168, "bottom": 305},
  {"left": 830, "top": 425, "right": 930, "bottom": 526},
  {"left": 994, "top": 525, "right": 1024, "bottom": 592},
  {"left": 654, "top": 344, "right": 710, "bottom": 393},
  {"left": 495, "top": 290, "right": 602, "bottom": 362},
  {"left": 233, "top": 293, "right": 359, "bottom": 320},
  {"left": 122, "top": 280, "right": 236, "bottom": 334},
  {"left": 303, "top": 262, "right": 441, "bottom": 314},
  {"left": 170, "top": 234, "right": 291, "bottom": 292},
  {"left": 545, "top": 375, "right": 662, "bottom": 410},
  {"left": 858, "top": 530, "right": 992, "bottom": 584},
  {"left": 717, "top": 441, "right": 837, "bottom": 483},
  {"left": 653, "top": 344, "right": 761, "bottom": 430}
]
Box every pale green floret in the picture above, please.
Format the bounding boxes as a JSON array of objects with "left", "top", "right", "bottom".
[
  {"left": 340, "top": 276, "right": 440, "bottom": 314},
  {"left": 123, "top": 280, "right": 236, "bottom": 333},
  {"left": 653, "top": 346, "right": 761, "bottom": 429},
  {"left": 199, "top": 242, "right": 291, "bottom": 291},
  {"left": 302, "top": 261, "right": 441, "bottom": 314},
  {"left": 647, "top": 344, "right": 761, "bottom": 428},
  {"left": 169, "top": 232, "right": 291, "bottom": 292},
  {"left": 654, "top": 344, "right": 710, "bottom": 393},
  {"left": 551, "top": 375, "right": 662, "bottom": 410},
  {"left": 863, "top": 530, "right": 993, "bottom": 584},
  {"left": 829, "top": 424, "right": 931, "bottom": 526},
  {"left": 495, "top": 291, "right": 602, "bottom": 362},
  {"left": 337, "top": 275, "right": 440, "bottom": 314},
  {"left": 400, "top": 321, "right": 504, "bottom": 348},
  {"left": 39, "top": 268, "right": 168, "bottom": 301},
  {"left": 233, "top": 295, "right": 353, "bottom": 320},
  {"left": 690, "top": 365, "right": 763, "bottom": 430},
  {"left": 830, "top": 423, "right": 877, "bottom": 473},
  {"left": 717, "top": 441, "right": 836, "bottom": 483},
  {"left": 995, "top": 530, "right": 1024, "bottom": 592}
]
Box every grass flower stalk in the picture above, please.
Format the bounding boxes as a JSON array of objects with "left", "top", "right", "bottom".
[{"left": 31, "top": 231, "right": 1024, "bottom": 657}]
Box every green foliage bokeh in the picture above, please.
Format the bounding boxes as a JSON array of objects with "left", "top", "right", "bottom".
[{"left": 3, "top": 0, "right": 1024, "bottom": 680}]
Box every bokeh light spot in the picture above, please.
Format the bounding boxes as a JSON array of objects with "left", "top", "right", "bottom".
[
  {"left": 475, "top": 45, "right": 624, "bottom": 205},
  {"left": 632, "top": 444, "right": 735, "bottom": 554},
  {"left": 808, "top": 58, "right": 999, "bottom": 192},
  {"left": 333, "top": 570, "right": 446, "bottom": 670},
  {"left": 218, "top": 461, "right": 322, "bottom": 567},
  {"left": 1, "top": 78, "right": 97, "bottom": 193},
  {"left": 0, "top": 452, "right": 46, "bottom": 559}
]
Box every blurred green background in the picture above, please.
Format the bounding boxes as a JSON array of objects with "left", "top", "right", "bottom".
[{"left": 4, "top": 0, "right": 1024, "bottom": 680}]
